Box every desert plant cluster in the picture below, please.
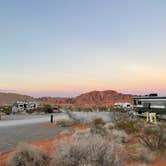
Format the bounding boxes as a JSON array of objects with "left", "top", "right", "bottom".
[
  {"left": 7, "top": 143, "right": 49, "bottom": 166},
  {"left": 51, "top": 136, "right": 121, "bottom": 166},
  {"left": 6, "top": 114, "right": 166, "bottom": 166},
  {"left": 138, "top": 124, "right": 166, "bottom": 152}
]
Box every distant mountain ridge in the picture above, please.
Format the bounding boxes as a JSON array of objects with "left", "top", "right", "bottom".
[
  {"left": 0, "top": 90, "right": 134, "bottom": 106},
  {"left": 0, "top": 92, "right": 34, "bottom": 106}
]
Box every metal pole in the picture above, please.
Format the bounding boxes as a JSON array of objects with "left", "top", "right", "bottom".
[{"left": 50, "top": 114, "right": 54, "bottom": 123}]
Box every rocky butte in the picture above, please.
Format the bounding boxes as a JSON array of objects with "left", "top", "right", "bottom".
[{"left": 39, "top": 90, "right": 134, "bottom": 107}]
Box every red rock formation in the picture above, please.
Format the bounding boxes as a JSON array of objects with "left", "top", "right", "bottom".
[
  {"left": 0, "top": 90, "right": 133, "bottom": 107},
  {"left": 73, "top": 90, "right": 133, "bottom": 106},
  {"left": 39, "top": 90, "right": 133, "bottom": 107},
  {"left": 39, "top": 97, "right": 71, "bottom": 104}
]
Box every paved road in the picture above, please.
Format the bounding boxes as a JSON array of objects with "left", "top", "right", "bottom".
[
  {"left": 0, "top": 112, "right": 112, "bottom": 127},
  {"left": 0, "top": 114, "right": 68, "bottom": 127},
  {"left": 0, "top": 112, "right": 113, "bottom": 154},
  {"left": 0, "top": 123, "right": 64, "bottom": 154}
]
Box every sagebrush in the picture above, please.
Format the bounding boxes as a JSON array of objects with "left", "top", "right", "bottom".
[
  {"left": 7, "top": 143, "right": 49, "bottom": 166},
  {"left": 138, "top": 124, "right": 166, "bottom": 152},
  {"left": 51, "top": 136, "right": 121, "bottom": 166}
]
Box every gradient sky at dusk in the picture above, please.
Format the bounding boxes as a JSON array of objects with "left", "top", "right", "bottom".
[{"left": 0, "top": 0, "right": 166, "bottom": 97}]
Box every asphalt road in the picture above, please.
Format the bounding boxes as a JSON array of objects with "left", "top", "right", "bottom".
[
  {"left": 0, "top": 114, "right": 68, "bottom": 127},
  {"left": 0, "top": 112, "right": 113, "bottom": 154},
  {"left": 0, "top": 112, "right": 112, "bottom": 127},
  {"left": 0, "top": 123, "right": 63, "bottom": 154}
]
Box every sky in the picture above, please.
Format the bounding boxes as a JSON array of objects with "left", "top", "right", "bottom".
[{"left": 0, "top": 0, "right": 166, "bottom": 97}]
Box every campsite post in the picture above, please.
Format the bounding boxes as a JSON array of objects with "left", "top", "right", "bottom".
[{"left": 50, "top": 114, "right": 54, "bottom": 123}]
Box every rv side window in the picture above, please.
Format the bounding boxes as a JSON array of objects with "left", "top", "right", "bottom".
[
  {"left": 143, "top": 103, "right": 151, "bottom": 109},
  {"left": 138, "top": 101, "right": 141, "bottom": 105}
]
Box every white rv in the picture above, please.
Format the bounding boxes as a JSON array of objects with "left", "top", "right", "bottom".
[
  {"left": 12, "top": 101, "right": 39, "bottom": 113},
  {"left": 133, "top": 94, "right": 166, "bottom": 114},
  {"left": 114, "top": 102, "right": 133, "bottom": 109}
]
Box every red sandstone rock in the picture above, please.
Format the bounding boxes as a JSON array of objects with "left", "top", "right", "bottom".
[{"left": 39, "top": 90, "right": 133, "bottom": 107}]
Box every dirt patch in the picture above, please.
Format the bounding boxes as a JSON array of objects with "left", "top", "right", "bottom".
[
  {"left": 0, "top": 151, "right": 15, "bottom": 166},
  {"left": 150, "top": 160, "right": 166, "bottom": 166}
]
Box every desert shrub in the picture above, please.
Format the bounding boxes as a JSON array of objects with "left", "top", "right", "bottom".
[
  {"left": 73, "top": 129, "right": 92, "bottom": 140},
  {"left": 90, "top": 125, "right": 107, "bottom": 137},
  {"left": 92, "top": 117, "right": 105, "bottom": 126},
  {"left": 0, "top": 106, "right": 12, "bottom": 115},
  {"left": 138, "top": 151, "right": 156, "bottom": 163},
  {"left": 90, "top": 121, "right": 130, "bottom": 143},
  {"left": 109, "top": 129, "right": 130, "bottom": 143},
  {"left": 115, "top": 119, "right": 139, "bottom": 134},
  {"left": 73, "top": 107, "right": 80, "bottom": 112},
  {"left": 128, "top": 144, "right": 156, "bottom": 163},
  {"left": 98, "top": 106, "right": 108, "bottom": 111},
  {"left": 26, "top": 109, "right": 37, "bottom": 114},
  {"left": 51, "top": 136, "right": 121, "bottom": 166},
  {"left": 7, "top": 143, "right": 49, "bottom": 166},
  {"left": 138, "top": 124, "right": 166, "bottom": 152},
  {"left": 56, "top": 119, "right": 75, "bottom": 127},
  {"left": 42, "top": 104, "right": 53, "bottom": 113},
  {"left": 108, "top": 106, "right": 115, "bottom": 112},
  {"left": 104, "top": 122, "right": 115, "bottom": 130},
  {"left": 90, "top": 118, "right": 107, "bottom": 137}
]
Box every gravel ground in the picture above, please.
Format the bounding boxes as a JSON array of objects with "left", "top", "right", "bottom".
[{"left": 0, "top": 123, "right": 64, "bottom": 154}]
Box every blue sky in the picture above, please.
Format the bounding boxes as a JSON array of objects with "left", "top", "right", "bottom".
[{"left": 0, "top": 0, "right": 166, "bottom": 97}]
